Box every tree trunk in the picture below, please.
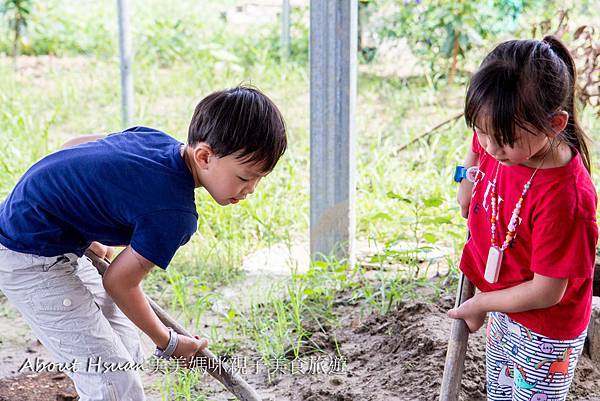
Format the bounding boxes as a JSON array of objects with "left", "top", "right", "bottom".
[
  {"left": 12, "top": 14, "right": 21, "bottom": 71},
  {"left": 448, "top": 31, "right": 459, "bottom": 85}
]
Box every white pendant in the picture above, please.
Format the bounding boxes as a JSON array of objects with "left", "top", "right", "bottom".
[{"left": 485, "top": 246, "right": 503, "bottom": 283}]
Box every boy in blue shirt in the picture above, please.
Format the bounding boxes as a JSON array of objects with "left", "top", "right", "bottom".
[{"left": 0, "top": 86, "right": 287, "bottom": 401}]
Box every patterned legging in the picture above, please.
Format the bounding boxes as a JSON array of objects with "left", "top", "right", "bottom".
[{"left": 486, "top": 312, "right": 587, "bottom": 401}]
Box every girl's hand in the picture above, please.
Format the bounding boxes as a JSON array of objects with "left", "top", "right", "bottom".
[
  {"left": 172, "top": 335, "right": 209, "bottom": 368},
  {"left": 447, "top": 297, "right": 487, "bottom": 333}
]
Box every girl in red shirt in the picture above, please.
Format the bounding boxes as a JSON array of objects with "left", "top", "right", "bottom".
[{"left": 449, "top": 35, "right": 598, "bottom": 401}]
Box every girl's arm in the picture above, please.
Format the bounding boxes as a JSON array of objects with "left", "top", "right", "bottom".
[
  {"left": 457, "top": 149, "right": 479, "bottom": 218},
  {"left": 475, "top": 274, "right": 567, "bottom": 312},
  {"left": 448, "top": 273, "right": 568, "bottom": 332}
]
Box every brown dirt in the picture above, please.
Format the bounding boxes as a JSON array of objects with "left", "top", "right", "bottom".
[
  {"left": 250, "top": 294, "right": 600, "bottom": 401},
  {"left": 0, "top": 372, "right": 77, "bottom": 401},
  {"left": 186, "top": 287, "right": 600, "bottom": 401},
  {"left": 1, "top": 291, "right": 599, "bottom": 401},
  {"left": 249, "top": 295, "right": 485, "bottom": 401}
]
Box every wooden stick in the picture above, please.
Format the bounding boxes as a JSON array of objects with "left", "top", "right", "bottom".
[
  {"left": 438, "top": 271, "right": 475, "bottom": 401},
  {"left": 85, "top": 251, "right": 262, "bottom": 401},
  {"left": 394, "top": 112, "right": 464, "bottom": 154}
]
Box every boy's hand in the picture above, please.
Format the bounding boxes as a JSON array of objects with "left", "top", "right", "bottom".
[
  {"left": 88, "top": 241, "right": 116, "bottom": 261},
  {"left": 171, "top": 335, "right": 209, "bottom": 367},
  {"left": 447, "top": 297, "right": 487, "bottom": 333}
]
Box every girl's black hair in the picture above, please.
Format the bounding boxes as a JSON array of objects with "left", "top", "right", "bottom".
[
  {"left": 465, "top": 35, "right": 591, "bottom": 173},
  {"left": 188, "top": 85, "right": 287, "bottom": 173}
]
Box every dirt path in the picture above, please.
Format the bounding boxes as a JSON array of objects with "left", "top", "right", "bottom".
[
  {"left": 2, "top": 285, "right": 599, "bottom": 401},
  {"left": 177, "top": 290, "right": 600, "bottom": 401}
]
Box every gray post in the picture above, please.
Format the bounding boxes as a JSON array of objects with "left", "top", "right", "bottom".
[
  {"left": 281, "top": 0, "right": 291, "bottom": 59},
  {"left": 117, "top": 0, "right": 134, "bottom": 128},
  {"left": 309, "top": 0, "right": 357, "bottom": 263}
]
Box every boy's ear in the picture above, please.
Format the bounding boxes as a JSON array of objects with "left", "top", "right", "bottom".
[
  {"left": 550, "top": 111, "right": 569, "bottom": 137},
  {"left": 193, "top": 143, "right": 214, "bottom": 169}
]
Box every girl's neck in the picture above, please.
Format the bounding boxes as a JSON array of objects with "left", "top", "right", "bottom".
[{"left": 521, "top": 140, "right": 574, "bottom": 169}]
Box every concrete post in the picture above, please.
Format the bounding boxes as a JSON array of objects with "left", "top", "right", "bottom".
[{"left": 309, "top": 0, "right": 357, "bottom": 263}]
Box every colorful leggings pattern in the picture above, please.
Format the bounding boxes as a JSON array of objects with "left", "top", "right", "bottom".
[{"left": 486, "top": 312, "right": 587, "bottom": 401}]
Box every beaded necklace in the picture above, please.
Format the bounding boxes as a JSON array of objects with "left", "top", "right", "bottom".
[{"left": 484, "top": 150, "right": 550, "bottom": 283}]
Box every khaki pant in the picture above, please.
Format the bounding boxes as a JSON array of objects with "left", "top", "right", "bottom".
[{"left": 0, "top": 243, "right": 146, "bottom": 401}]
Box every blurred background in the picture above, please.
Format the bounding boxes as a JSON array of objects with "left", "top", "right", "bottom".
[
  {"left": 0, "top": 1, "right": 598, "bottom": 400},
  {"left": 1, "top": 0, "right": 597, "bottom": 276}
]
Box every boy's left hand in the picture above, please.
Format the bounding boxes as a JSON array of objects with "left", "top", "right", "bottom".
[
  {"left": 447, "top": 296, "right": 487, "bottom": 333},
  {"left": 88, "top": 241, "right": 116, "bottom": 261}
]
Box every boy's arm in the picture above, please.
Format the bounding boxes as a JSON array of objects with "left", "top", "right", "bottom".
[
  {"left": 61, "top": 133, "right": 107, "bottom": 149},
  {"left": 457, "top": 148, "right": 479, "bottom": 218},
  {"left": 448, "top": 273, "right": 568, "bottom": 332},
  {"left": 102, "top": 246, "right": 207, "bottom": 358}
]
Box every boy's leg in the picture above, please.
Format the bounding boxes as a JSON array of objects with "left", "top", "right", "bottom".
[
  {"left": 486, "top": 312, "right": 513, "bottom": 401},
  {"left": 506, "top": 316, "right": 586, "bottom": 401},
  {"left": 0, "top": 247, "right": 146, "bottom": 401},
  {"left": 75, "top": 255, "right": 145, "bottom": 364}
]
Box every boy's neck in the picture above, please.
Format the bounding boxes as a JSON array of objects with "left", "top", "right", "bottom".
[{"left": 180, "top": 145, "right": 202, "bottom": 188}]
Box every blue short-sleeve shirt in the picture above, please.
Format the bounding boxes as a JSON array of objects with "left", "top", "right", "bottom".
[{"left": 0, "top": 126, "right": 198, "bottom": 269}]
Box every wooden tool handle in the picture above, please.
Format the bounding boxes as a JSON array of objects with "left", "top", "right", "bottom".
[
  {"left": 85, "top": 250, "right": 262, "bottom": 401},
  {"left": 438, "top": 272, "right": 475, "bottom": 401}
]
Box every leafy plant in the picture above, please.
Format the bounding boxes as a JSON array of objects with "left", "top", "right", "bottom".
[
  {"left": 369, "top": 190, "right": 457, "bottom": 277},
  {"left": 374, "top": 0, "right": 526, "bottom": 84}
]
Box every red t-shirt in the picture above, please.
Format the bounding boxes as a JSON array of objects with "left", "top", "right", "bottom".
[{"left": 460, "top": 134, "right": 598, "bottom": 340}]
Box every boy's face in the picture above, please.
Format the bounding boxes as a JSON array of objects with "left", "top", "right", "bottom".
[{"left": 192, "top": 145, "right": 268, "bottom": 206}]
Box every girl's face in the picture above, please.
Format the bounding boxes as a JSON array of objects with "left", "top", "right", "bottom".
[
  {"left": 474, "top": 125, "right": 550, "bottom": 167},
  {"left": 473, "top": 111, "right": 568, "bottom": 168}
]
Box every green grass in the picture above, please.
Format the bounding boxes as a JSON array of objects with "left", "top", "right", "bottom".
[
  {"left": 239, "top": 260, "right": 348, "bottom": 366},
  {"left": 157, "top": 366, "right": 207, "bottom": 401}
]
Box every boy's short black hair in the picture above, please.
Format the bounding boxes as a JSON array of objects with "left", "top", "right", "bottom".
[{"left": 188, "top": 85, "right": 287, "bottom": 173}]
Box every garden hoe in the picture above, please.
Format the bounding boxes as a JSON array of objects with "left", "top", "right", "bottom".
[{"left": 85, "top": 251, "right": 262, "bottom": 401}]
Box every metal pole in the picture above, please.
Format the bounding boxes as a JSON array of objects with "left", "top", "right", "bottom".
[
  {"left": 281, "top": 0, "right": 291, "bottom": 59},
  {"left": 117, "top": 0, "right": 134, "bottom": 128},
  {"left": 309, "top": 0, "right": 357, "bottom": 263}
]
